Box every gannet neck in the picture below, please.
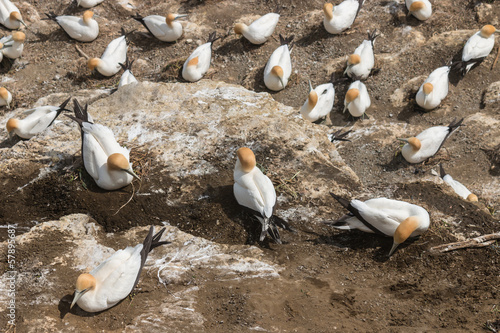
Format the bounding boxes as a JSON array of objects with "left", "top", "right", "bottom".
[
  {"left": 234, "top": 23, "right": 247, "bottom": 35},
  {"left": 409, "top": 1, "right": 425, "bottom": 12},
  {"left": 88, "top": 58, "right": 101, "bottom": 71},
  {"left": 407, "top": 137, "right": 421, "bottom": 151},
  {"left": 323, "top": 3, "right": 334, "bottom": 21},
  {"left": 423, "top": 83, "right": 433, "bottom": 95},
  {"left": 6, "top": 118, "right": 18, "bottom": 133},
  {"left": 83, "top": 11, "right": 94, "bottom": 24},
  {"left": 348, "top": 54, "right": 361, "bottom": 65},
  {"left": 480, "top": 25, "right": 496, "bottom": 38},
  {"left": 308, "top": 91, "right": 318, "bottom": 109},
  {"left": 237, "top": 147, "right": 256, "bottom": 172},
  {"left": 166, "top": 13, "right": 176, "bottom": 28},
  {"left": 345, "top": 88, "right": 360, "bottom": 103},
  {"left": 389, "top": 216, "right": 420, "bottom": 255}
]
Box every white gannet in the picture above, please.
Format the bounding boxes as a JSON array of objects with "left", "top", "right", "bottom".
[
  {"left": 234, "top": 10, "right": 280, "bottom": 45},
  {"left": 300, "top": 79, "right": 334, "bottom": 122},
  {"left": 0, "top": 0, "right": 27, "bottom": 30},
  {"left": 132, "top": 13, "right": 187, "bottom": 42},
  {"left": 405, "top": 0, "right": 432, "bottom": 21},
  {"left": 6, "top": 97, "right": 71, "bottom": 139},
  {"left": 234, "top": 147, "right": 292, "bottom": 243},
  {"left": 264, "top": 34, "right": 293, "bottom": 91},
  {"left": 460, "top": 25, "right": 498, "bottom": 75},
  {"left": 75, "top": 0, "right": 104, "bottom": 8},
  {"left": 182, "top": 32, "right": 219, "bottom": 82},
  {"left": 118, "top": 58, "right": 138, "bottom": 88},
  {"left": 328, "top": 193, "right": 430, "bottom": 256},
  {"left": 88, "top": 30, "right": 128, "bottom": 77},
  {"left": 343, "top": 80, "right": 371, "bottom": 118},
  {"left": 323, "top": 0, "right": 363, "bottom": 35},
  {"left": 345, "top": 30, "right": 378, "bottom": 80},
  {"left": 66, "top": 99, "right": 140, "bottom": 190},
  {"left": 415, "top": 66, "right": 450, "bottom": 110},
  {"left": 45, "top": 10, "right": 99, "bottom": 42},
  {"left": 439, "top": 164, "right": 478, "bottom": 202},
  {"left": 70, "top": 226, "right": 170, "bottom": 312},
  {"left": 0, "top": 31, "right": 25, "bottom": 59},
  {"left": 0, "top": 87, "right": 12, "bottom": 108},
  {"left": 399, "top": 118, "right": 463, "bottom": 164}
]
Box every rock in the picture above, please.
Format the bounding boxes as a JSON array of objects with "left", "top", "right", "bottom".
[
  {"left": 483, "top": 81, "right": 500, "bottom": 106},
  {"left": 475, "top": 3, "right": 499, "bottom": 25},
  {"left": 18, "top": 2, "right": 41, "bottom": 23},
  {"left": 390, "top": 75, "right": 426, "bottom": 107}
]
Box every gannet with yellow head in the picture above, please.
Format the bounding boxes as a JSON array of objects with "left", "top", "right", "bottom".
[
  {"left": 76, "top": 0, "right": 104, "bottom": 8},
  {"left": 300, "top": 80, "right": 335, "bottom": 122},
  {"left": 405, "top": 0, "right": 432, "bottom": 21},
  {"left": 264, "top": 34, "right": 293, "bottom": 91},
  {"left": 416, "top": 66, "right": 450, "bottom": 110},
  {"left": 45, "top": 10, "right": 98, "bottom": 42},
  {"left": 0, "top": 87, "right": 12, "bottom": 108},
  {"left": 234, "top": 9, "right": 280, "bottom": 45},
  {"left": 88, "top": 30, "right": 128, "bottom": 77},
  {"left": 0, "top": 0, "right": 27, "bottom": 30},
  {"left": 132, "top": 13, "right": 187, "bottom": 42},
  {"left": 343, "top": 80, "right": 371, "bottom": 118},
  {"left": 345, "top": 30, "right": 378, "bottom": 80},
  {"left": 182, "top": 32, "right": 219, "bottom": 82},
  {"left": 0, "top": 31, "right": 25, "bottom": 59},
  {"left": 323, "top": 0, "right": 363, "bottom": 35},
  {"left": 460, "top": 25, "right": 498, "bottom": 75},
  {"left": 439, "top": 164, "right": 478, "bottom": 202}
]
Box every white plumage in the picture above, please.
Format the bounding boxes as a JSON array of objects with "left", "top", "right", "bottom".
[
  {"left": 0, "top": 31, "right": 25, "bottom": 59},
  {"left": 415, "top": 66, "right": 450, "bottom": 110},
  {"left": 182, "top": 32, "right": 217, "bottom": 82},
  {"left": 263, "top": 35, "right": 293, "bottom": 91},
  {"left": 439, "top": 164, "right": 478, "bottom": 202},
  {"left": 88, "top": 34, "right": 128, "bottom": 77},
  {"left": 344, "top": 80, "right": 370, "bottom": 118},
  {"left": 0, "top": 0, "right": 25, "bottom": 30},
  {"left": 47, "top": 10, "right": 99, "bottom": 42},
  {"left": 462, "top": 25, "right": 497, "bottom": 74},
  {"left": 118, "top": 59, "right": 138, "bottom": 88},
  {"left": 300, "top": 81, "right": 334, "bottom": 122},
  {"left": 323, "top": 0, "right": 362, "bottom": 35},
  {"left": 405, "top": 0, "right": 432, "bottom": 21},
  {"left": 345, "top": 31, "right": 377, "bottom": 80},
  {"left": 76, "top": 0, "right": 104, "bottom": 8},
  {"left": 234, "top": 12, "right": 279, "bottom": 45},
  {"left": 133, "top": 13, "right": 187, "bottom": 42},
  {"left": 0, "top": 87, "right": 12, "bottom": 108}
]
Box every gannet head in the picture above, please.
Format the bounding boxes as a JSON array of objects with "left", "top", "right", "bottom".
[
  {"left": 187, "top": 56, "right": 199, "bottom": 67},
  {"left": 348, "top": 54, "right": 361, "bottom": 66},
  {"left": 12, "top": 32, "right": 25, "bottom": 43},
  {"left": 423, "top": 82, "right": 433, "bottom": 104},
  {"left": 6, "top": 118, "right": 18, "bottom": 138},
  {"left": 323, "top": 3, "right": 334, "bottom": 20},
  {"left": 409, "top": 1, "right": 425, "bottom": 12},
  {"left": 87, "top": 58, "right": 101, "bottom": 71},
  {"left": 467, "top": 193, "right": 478, "bottom": 202},
  {"left": 107, "top": 153, "right": 140, "bottom": 180},
  {"left": 345, "top": 88, "right": 360, "bottom": 103},
  {"left": 0, "top": 87, "right": 11, "bottom": 108},
  {"left": 308, "top": 81, "right": 318, "bottom": 108},
  {"left": 398, "top": 137, "right": 421, "bottom": 151},
  {"left": 83, "top": 11, "right": 94, "bottom": 24},
  {"left": 71, "top": 273, "right": 96, "bottom": 309},
  {"left": 480, "top": 25, "right": 496, "bottom": 38},
  {"left": 166, "top": 13, "right": 177, "bottom": 27},
  {"left": 271, "top": 65, "right": 285, "bottom": 88},
  {"left": 236, "top": 147, "right": 256, "bottom": 173},
  {"left": 9, "top": 12, "right": 27, "bottom": 28},
  {"left": 234, "top": 23, "right": 247, "bottom": 35},
  {"left": 389, "top": 216, "right": 420, "bottom": 256}
]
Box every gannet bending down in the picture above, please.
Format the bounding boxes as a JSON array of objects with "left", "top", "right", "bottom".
[
  {"left": 132, "top": 13, "right": 187, "bottom": 42},
  {"left": 234, "top": 147, "right": 292, "bottom": 243},
  {"left": 71, "top": 226, "right": 170, "bottom": 312},
  {"left": 345, "top": 30, "right": 378, "bottom": 80},
  {"left": 75, "top": 0, "right": 104, "bottom": 8},
  {"left": 415, "top": 66, "right": 450, "bottom": 110},
  {"left": 234, "top": 10, "right": 280, "bottom": 45},
  {"left": 328, "top": 193, "right": 430, "bottom": 256},
  {"left": 439, "top": 164, "right": 478, "bottom": 202},
  {"left": 0, "top": 87, "right": 12, "bottom": 108},
  {"left": 182, "top": 32, "right": 219, "bottom": 82},
  {"left": 0, "top": 0, "right": 27, "bottom": 30},
  {"left": 118, "top": 58, "right": 138, "bottom": 88},
  {"left": 6, "top": 97, "right": 71, "bottom": 139},
  {"left": 344, "top": 80, "right": 370, "bottom": 118},
  {"left": 323, "top": 0, "right": 363, "bottom": 35},
  {"left": 88, "top": 30, "right": 128, "bottom": 77},
  {"left": 459, "top": 25, "right": 498, "bottom": 75},
  {"left": 264, "top": 34, "right": 293, "bottom": 91},
  {"left": 300, "top": 79, "right": 334, "bottom": 122},
  {"left": 66, "top": 99, "right": 140, "bottom": 190},
  {"left": 405, "top": 0, "right": 432, "bottom": 21},
  {"left": 45, "top": 11, "right": 99, "bottom": 42},
  {"left": 399, "top": 118, "right": 463, "bottom": 164},
  {"left": 0, "top": 31, "right": 25, "bottom": 59}
]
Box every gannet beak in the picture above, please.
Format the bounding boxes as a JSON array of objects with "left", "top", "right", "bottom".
[
  {"left": 308, "top": 80, "right": 313, "bottom": 92},
  {"left": 388, "top": 242, "right": 399, "bottom": 256},
  {"left": 70, "top": 290, "right": 84, "bottom": 309},
  {"left": 125, "top": 168, "right": 141, "bottom": 181},
  {"left": 8, "top": 131, "right": 14, "bottom": 139},
  {"left": 343, "top": 102, "right": 350, "bottom": 113},
  {"left": 397, "top": 138, "right": 409, "bottom": 143},
  {"left": 19, "top": 19, "right": 28, "bottom": 29},
  {"left": 175, "top": 14, "right": 188, "bottom": 20},
  {"left": 278, "top": 76, "right": 285, "bottom": 89}
]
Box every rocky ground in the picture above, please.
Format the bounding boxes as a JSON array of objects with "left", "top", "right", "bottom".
[{"left": 0, "top": 0, "right": 500, "bottom": 332}]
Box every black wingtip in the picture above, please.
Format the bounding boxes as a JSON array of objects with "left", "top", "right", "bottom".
[
  {"left": 330, "top": 129, "right": 352, "bottom": 142},
  {"left": 72, "top": 98, "right": 90, "bottom": 124},
  {"left": 368, "top": 29, "right": 379, "bottom": 46},
  {"left": 329, "top": 192, "right": 350, "bottom": 209},
  {"left": 44, "top": 12, "right": 58, "bottom": 21},
  {"left": 267, "top": 221, "right": 282, "bottom": 244},
  {"left": 274, "top": 4, "right": 281, "bottom": 14},
  {"left": 131, "top": 13, "right": 144, "bottom": 22},
  {"left": 448, "top": 118, "right": 464, "bottom": 132},
  {"left": 119, "top": 58, "right": 135, "bottom": 71},
  {"left": 58, "top": 96, "right": 72, "bottom": 110},
  {"left": 207, "top": 31, "right": 221, "bottom": 44},
  {"left": 279, "top": 34, "right": 294, "bottom": 47},
  {"left": 439, "top": 163, "right": 446, "bottom": 178}
]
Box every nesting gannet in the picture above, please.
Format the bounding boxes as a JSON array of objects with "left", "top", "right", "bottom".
[
  {"left": 300, "top": 79, "right": 334, "bottom": 122},
  {"left": 328, "top": 193, "right": 430, "bottom": 256},
  {"left": 75, "top": 0, "right": 104, "bottom": 8},
  {"left": 323, "top": 0, "right": 363, "bottom": 35},
  {"left": 0, "top": 87, "right": 12, "bottom": 108},
  {"left": 88, "top": 30, "right": 128, "bottom": 77},
  {"left": 345, "top": 30, "right": 378, "bottom": 80},
  {"left": 399, "top": 118, "right": 463, "bottom": 164},
  {"left": 234, "top": 10, "right": 280, "bottom": 45},
  {"left": 416, "top": 66, "right": 450, "bottom": 110},
  {"left": 132, "top": 13, "right": 187, "bottom": 42},
  {"left": 439, "top": 164, "right": 478, "bottom": 202},
  {"left": 45, "top": 11, "right": 99, "bottom": 42},
  {"left": 182, "top": 32, "right": 219, "bottom": 82},
  {"left": 71, "top": 226, "right": 170, "bottom": 312},
  {"left": 66, "top": 99, "right": 140, "bottom": 190},
  {"left": 6, "top": 97, "right": 71, "bottom": 139},
  {"left": 0, "top": 0, "right": 27, "bottom": 30},
  {"left": 344, "top": 80, "right": 371, "bottom": 118},
  {"left": 0, "top": 31, "right": 25, "bottom": 59},
  {"left": 459, "top": 25, "right": 498, "bottom": 75},
  {"left": 234, "top": 147, "right": 291, "bottom": 243},
  {"left": 405, "top": 0, "right": 432, "bottom": 21},
  {"left": 264, "top": 34, "right": 293, "bottom": 91},
  {"left": 118, "top": 58, "right": 138, "bottom": 88}
]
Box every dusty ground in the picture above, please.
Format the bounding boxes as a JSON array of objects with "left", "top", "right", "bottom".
[{"left": 1, "top": 0, "right": 500, "bottom": 332}]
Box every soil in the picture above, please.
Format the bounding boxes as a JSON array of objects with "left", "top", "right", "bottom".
[{"left": 1, "top": 0, "right": 500, "bottom": 332}]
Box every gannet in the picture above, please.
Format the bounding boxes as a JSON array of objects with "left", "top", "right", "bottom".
[
  {"left": 0, "top": 31, "right": 25, "bottom": 59},
  {"left": 182, "top": 32, "right": 219, "bottom": 82},
  {"left": 71, "top": 226, "right": 170, "bottom": 312},
  {"left": 45, "top": 10, "right": 99, "bottom": 42},
  {"left": 416, "top": 66, "right": 450, "bottom": 110},
  {"left": 264, "top": 34, "right": 293, "bottom": 91},
  {"left": 439, "top": 164, "right": 478, "bottom": 202},
  {"left": 343, "top": 80, "right": 371, "bottom": 118},
  {"left": 88, "top": 30, "right": 128, "bottom": 77},
  {"left": 0, "top": 0, "right": 27, "bottom": 30},
  {"left": 300, "top": 79, "right": 334, "bottom": 122},
  {"left": 75, "top": 0, "right": 104, "bottom": 8},
  {"left": 234, "top": 10, "right": 280, "bottom": 45},
  {"left": 399, "top": 118, "right": 463, "bottom": 164},
  {"left": 323, "top": 0, "right": 363, "bottom": 35},
  {"left": 6, "top": 97, "right": 71, "bottom": 139},
  {"left": 234, "top": 147, "right": 291, "bottom": 243},
  {"left": 345, "top": 30, "right": 378, "bottom": 80},
  {"left": 328, "top": 193, "right": 430, "bottom": 256},
  {"left": 66, "top": 99, "right": 140, "bottom": 190},
  {"left": 459, "top": 25, "right": 498, "bottom": 75},
  {"left": 405, "top": 0, "right": 432, "bottom": 21},
  {"left": 0, "top": 87, "right": 12, "bottom": 108},
  {"left": 118, "top": 58, "right": 138, "bottom": 88},
  {"left": 132, "top": 13, "right": 187, "bottom": 42}
]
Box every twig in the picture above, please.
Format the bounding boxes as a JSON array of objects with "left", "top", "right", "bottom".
[
  {"left": 75, "top": 45, "right": 90, "bottom": 60},
  {"left": 492, "top": 45, "right": 500, "bottom": 70},
  {"left": 430, "top": 233, "right": 500, "bottom": 253},
  {"left": 113, "top": 180, "right": 139, "bottom": 216}
]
